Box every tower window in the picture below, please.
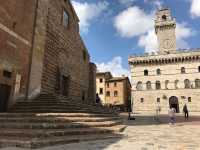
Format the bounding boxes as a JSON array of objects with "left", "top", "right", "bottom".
[{"left": 162, "top": 15, "right": 167, "bottom": 21}]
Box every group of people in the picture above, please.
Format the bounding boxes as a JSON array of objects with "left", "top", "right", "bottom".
[
  {"left": 155, "top": 104, "right": 189, "bottom": 125},
  {"left": 168, "top": 104, "right": 189, "bottom": 125}
]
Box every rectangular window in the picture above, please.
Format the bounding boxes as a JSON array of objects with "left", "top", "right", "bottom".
[
  {"left": 63, "top": 10, "right": 69, "bottom": 27},
  {"left": 188, "top": 97, "right": 192, "bottom": 102},
  {"left": 106, "top": 83, "right": 109, "bottom": 88},
  {"left": 114, "top": 82, "right": 117, "bottom": 87},
  {"left": 106, "top": 91, "right": 110, "bottom": 97},
  {"left": 99, "top": 88, "right": 103, "bottom": 94},
  {"left": 114, "top": 91, "right": 118, "bottom": 97},
  {"left": 3, "top": 70, "right": 12, "bottom": 78},
  {"left": 140, "top": 98, "right": 144, "bottom": 103},
  {"left": 100, "top": 78, "right": 103, "bottom": 83},
  {"left": 157, "top": 98, "right": 160, "bottom": 103}
]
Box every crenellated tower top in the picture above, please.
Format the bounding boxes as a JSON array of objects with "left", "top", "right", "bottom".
[{"left": 155, "top": 8, "right": 176, "bottom": 54}]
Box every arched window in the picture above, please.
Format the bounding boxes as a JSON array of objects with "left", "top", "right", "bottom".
[
  {"left": 146, "top": 81, "right": 151, "bottom": 90},
  {"left": 162, "top": 15, "right": 167, "bottom": 21},
  {"left": 184, "top": 79, "right": 191, "bottom": 89},
  {"left": 181, "top": 67, "right": 186, "bottom": 74},
  {"left": 195, "top": 79, "right": 200, "bottom": 88},
  {"left": 165, "top": 80, "right": 169, "bottom": 89},
  {"left": 144, "top": 70, "right": 148, "bottom": 76},
  {"left": 156, "top": 81, "right": 161, "bottom": 90},
  {"left": 175, "top": 80, "right": 179, "bottom": 89},
  {"left": 136, "top": 81, "right": 143, "bottom": 90},
  {"left": 156, "top": 69, "right": 161, "bottom": 75}
]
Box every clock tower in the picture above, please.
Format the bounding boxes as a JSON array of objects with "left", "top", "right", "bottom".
[{"left": 155, "top": 8, "right": 176, "bottom": 54}]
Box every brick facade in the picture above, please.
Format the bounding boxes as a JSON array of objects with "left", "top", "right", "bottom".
[
  {"left": 0, "top": 0, "right": 35, "bottom": 107},
  {"left": 0, "top": 0, "right": 96, "bottom": 111}
]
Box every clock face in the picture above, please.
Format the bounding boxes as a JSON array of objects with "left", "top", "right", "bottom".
[{"left": 163, "top": 39, "right": 173, "bottom": 49}]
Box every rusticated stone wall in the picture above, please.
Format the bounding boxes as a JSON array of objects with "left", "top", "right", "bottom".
[{"left": 29, "top": 0, "right": 91, "bottom": 102}]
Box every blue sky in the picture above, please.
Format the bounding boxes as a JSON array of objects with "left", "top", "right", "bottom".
[{"left": 72, "top": 0, "right": 200, "bottom": 77}]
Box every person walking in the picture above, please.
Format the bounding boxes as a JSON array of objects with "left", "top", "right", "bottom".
[
  {"left": 183, "top": 104, "right": 189, "bottom": 119},
  {"left": 96, "top": 93, "right": 101, "bottom": 105},
  {"left": 155, "top": 105, "right": 161, "bottom": 122},
  {"left": 168, "top": 107, "right": 176, "bottom": 125}
]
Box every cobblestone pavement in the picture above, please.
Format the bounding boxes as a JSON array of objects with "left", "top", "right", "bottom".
[{"left": 2, "top": 113, "right": 200, "bottom": 150}]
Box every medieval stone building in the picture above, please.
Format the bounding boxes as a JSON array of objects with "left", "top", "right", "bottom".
[
  {"left": 129, "top": 8, "right": 200, "bottom": 113},
  {"left": 0, "top": 0, "right": 96, "bottom": 112}
]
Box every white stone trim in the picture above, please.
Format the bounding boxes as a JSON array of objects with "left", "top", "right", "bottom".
[{"left": 0, "top": 22, "right": 30, "bottom": 46}]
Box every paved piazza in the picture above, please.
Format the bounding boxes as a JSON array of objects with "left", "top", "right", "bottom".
[{"left": 2, "top": 113, "right": 200, "bottom": 150}]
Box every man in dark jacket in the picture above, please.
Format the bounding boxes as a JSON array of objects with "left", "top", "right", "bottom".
[{"left": 183, "top": 104, "right": 189, "bottom": 119}]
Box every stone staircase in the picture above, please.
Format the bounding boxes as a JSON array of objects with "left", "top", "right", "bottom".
[
  {"left": 10, "top": 94, "right": 117, "bottom": 114},
  {"left": 0, "top": 95, "right": 125, "bottom": 148}
]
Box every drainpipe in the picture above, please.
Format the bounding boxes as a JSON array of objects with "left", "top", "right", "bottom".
[{"left": 25, "top": 0, "right": 39, "bottom": 100}]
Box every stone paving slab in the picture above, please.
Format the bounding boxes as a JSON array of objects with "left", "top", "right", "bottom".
[{"left": 2, "top": 114, "right": 200, "bottom": 150}]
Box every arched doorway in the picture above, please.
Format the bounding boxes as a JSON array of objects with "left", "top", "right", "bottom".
[{"left": 169, "top": 96, "right": 179, "bottom": 113}]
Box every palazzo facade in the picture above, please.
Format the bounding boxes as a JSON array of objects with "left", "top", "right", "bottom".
[{"left": 129, "top": 8, "right": 200, "bottom": 113}]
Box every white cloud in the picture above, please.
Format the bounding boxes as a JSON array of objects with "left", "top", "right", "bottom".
[
  {"left": 96, "top": 57, "right": 130, "bottom": 78},
  {"left": 144, "top": 0, "right": 163, "bottom": 9},
  {"left": 176, "top": 23, "right": 195, "bottom": 49},
  {"left": 119, "top": 0, "right": 135, "bottom": 5},
  {"left": 72, "top": 1, "right": 109, "bottom": 33},
  {"left": 138, "top": 23, "right": 195, "bottom": 52},
  {"left": 138, "top": 29, "right": 158, "bottom": 53},
  {"left": 190, "top": 0, "right": 200, "bottom": 18},
  {"left": 114, "top": 6, "right": 154, "bottom": 38}
]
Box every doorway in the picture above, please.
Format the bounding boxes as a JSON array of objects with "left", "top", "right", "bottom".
[
  {"left": 169, "top": 96, "right": 179, "bottom": 113},
  {"left": 0, "top": 84, "right": 11, "bottom": 112}
]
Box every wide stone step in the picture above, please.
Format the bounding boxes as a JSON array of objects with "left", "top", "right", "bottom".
[
  {"left": 0, "top": 116, "right": 121, "bottom": 123},
  {"left": 11, "top": 105, "right": 109, "bottom": 110},
  {"left": 9, "top": 109, "right": 111, "bottom": 114},
  {"left": 0, "top": 125, "right": 126, "bottom": 138},
  {"left": 0, "top": 113, "right": 117, "bottom": 118},
  {"left": 0, "top": 120, "right": 122, "bottom": 129},
  {"left": 0, "top": 133, "right": 124, "bottom": 149}
]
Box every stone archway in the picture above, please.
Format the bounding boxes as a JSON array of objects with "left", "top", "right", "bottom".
[{"left": 169, "top": 96, "right": 179, "bottom": 113}]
